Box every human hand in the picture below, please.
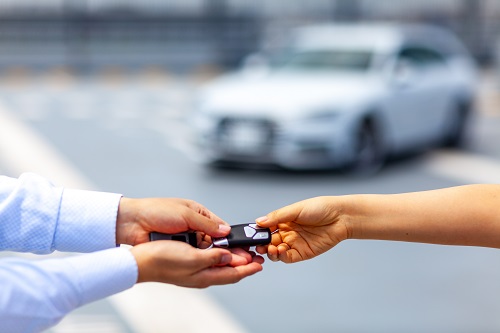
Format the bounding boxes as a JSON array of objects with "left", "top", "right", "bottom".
[
  {"left": 116, "top": 198, "right": 231, "bottom": 246},
  {"left": 130, "top": 240, "right": 264, "bottom": 288},
  {"left": 255, "top": 196, "right": 350, "bottom": 263}
]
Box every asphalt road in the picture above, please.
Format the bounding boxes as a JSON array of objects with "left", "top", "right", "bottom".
[{"left": 2, "top": 72, "right": 500, "bottom": 333}]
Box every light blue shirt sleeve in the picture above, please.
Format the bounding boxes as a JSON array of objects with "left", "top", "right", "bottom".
[
  {"left": 0, "top": 247, "right": 138, "bottom": 333},
  {"left": 0, "top": 173, "right": 139, "bottom": 332},
  {"left": 0, "top": 172, "right": 121, "bottom": 253}
]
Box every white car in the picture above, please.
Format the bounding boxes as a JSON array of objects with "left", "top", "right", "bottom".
[{"left": 192, "top": 23, "right": 477, "bottom": 172}]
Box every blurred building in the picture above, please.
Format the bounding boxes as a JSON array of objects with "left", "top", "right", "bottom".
[
  {"left": 0, "top": 0, "right": 497, "bottom": 72},
  {"left": 0, "top": 0, "right": 260, "bottom": 72}
]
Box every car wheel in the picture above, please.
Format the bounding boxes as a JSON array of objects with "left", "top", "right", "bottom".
[
  {"left": 347, "top": 121, "right": 385, "bottom": 175},
  {"left": 442, "top": 101, "right": 471, "bottom": 148}
]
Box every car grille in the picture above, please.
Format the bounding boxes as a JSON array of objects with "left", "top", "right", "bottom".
[{"left": 216, "top": 117, "right": 277, "bottom": 155}]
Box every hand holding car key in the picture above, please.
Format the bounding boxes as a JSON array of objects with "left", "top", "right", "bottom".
[{"left": 149, "top": 223, "right": 274, "bottom": 249}]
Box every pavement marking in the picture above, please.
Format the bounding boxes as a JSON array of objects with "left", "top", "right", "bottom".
[
  {"left": 0, "top": 102, "right": 247, "bottom": 333},
  {"left": 0, "top": 102, "right": 93, "bottom": 189},
  {"left": 422, "top": 149, "right": 500, "bottom": 184}
]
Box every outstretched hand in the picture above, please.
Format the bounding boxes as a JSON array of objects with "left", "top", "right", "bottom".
[
  {"left": 255, "top": 197, "right": 350, "bottom": 263},
  {"left": 130, "top": 240, "right": 264, "bottom": 288},
  {"left": 116, "top": 197, "right": 264, "bottom": 287},
  {"left": 116, "top": 198, "right": 231, "bottom": 246}
]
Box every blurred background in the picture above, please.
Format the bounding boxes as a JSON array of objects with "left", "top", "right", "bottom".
[{"left": 1, "top": 1, "right": 500, "bottom": 332}]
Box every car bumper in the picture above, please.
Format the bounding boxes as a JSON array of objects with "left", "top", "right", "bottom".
[{"left": 195, "top": 118, "right": 352, "bottom": 170}]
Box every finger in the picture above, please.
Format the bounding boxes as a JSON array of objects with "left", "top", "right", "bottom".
[
  {"left": 255, "top": 245, "right": 268, "bottom": 255},
  {"left": 212, "top": 249, "right": 251, "bottom": 267},
  {"left": 227, "top": 253, "right": 249, "bottom": 267},
  {"left": 185, "top": 209, "right": 231, "bottom": 238},
  {"left": 266, "top": 245, "right": 279, "bottom": 262},
  {"left": 252, "top": 255, "right": 265, "bottom": 265},
  {"left": 195, "top": 263, "right": 263, "bottom": 287},
  {"left": 198, "top": 234, "right": 212, "bottom": 249},
  {"left": 195, "top": 248, "right": 233, "bottom": 268},
  {"left": 271, "top": 231, "right": 282, "bottom": 246},
  {"left": 198, "top": 240, "right": 212, "bottom": 249},
  {"left": 213, "top": 253, "right": 249, "bottom": 267},
  {"left": 255, "top": 201, "right": 305, "bottom": 228},
  {"left": 229, "top": 248, "right": 252, "bottom": 263},
  {"left": 277, "top": 243, "right": 296, "bottom": 264}
]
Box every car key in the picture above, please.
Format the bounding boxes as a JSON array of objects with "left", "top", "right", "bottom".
[
  {"left": 149, "top": 223, "right": 272, "bottom": 248},
  {"left": 212, "top": 223, "right": 272, "bottom": 248}
]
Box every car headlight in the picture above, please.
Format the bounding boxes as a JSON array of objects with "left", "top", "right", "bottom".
[{"left": 192, "top": 108, "right": 218, "bottom": 131}]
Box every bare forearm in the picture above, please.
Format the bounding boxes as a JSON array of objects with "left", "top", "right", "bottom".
[{"left": 344, "top": 184, "right": 500, "bottom": 248}]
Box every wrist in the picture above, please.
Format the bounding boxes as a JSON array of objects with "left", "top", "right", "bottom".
[
  {"left": 343, "top": 194, "right": 399, "bottom": 241},
  {"left": 314, "top": 195, "right": 354, "bottom": 243},
  {"left": 337, "top": 194, "right": 364, "bottom": 241},
  {"left": 116, "top": 197, "right": 141, "bottom": 245},
  {"left": 129, "top": 245, "right": 149, "bottom": 283}
]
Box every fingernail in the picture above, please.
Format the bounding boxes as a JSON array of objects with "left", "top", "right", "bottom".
[
  {"left": 255, "top": 216, "right": 268, "bottom": 223},
  {"left": 218, "top": 224, "right": 231, "bottom": 233},
  {"left": 221, "top": 253, "right": 232, "bottom": 265}
]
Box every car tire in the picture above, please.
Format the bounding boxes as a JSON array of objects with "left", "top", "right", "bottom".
[
  {"left": 442, "top": 101, "right": 471, "bottom": 148},
  {"left": 347, "top": 120, "right": 385, "bottom": 175}
]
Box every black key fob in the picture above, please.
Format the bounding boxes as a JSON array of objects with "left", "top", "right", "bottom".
[
  {"left": 149, "top": 223, "right": 272, "bottom": 249},
  {"left": 212, "top": 223, "right": 272, "bottom": 248},
  {"left": 149, "top": 231, "right": 198, "bottom": 247}
]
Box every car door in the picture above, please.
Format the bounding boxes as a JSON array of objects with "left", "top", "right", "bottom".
[
  {"left": 382, "top": 46, "right": 451, "bottom": 151},
  {"left": 402, "top": 47, "right": 453, "bottom": 142}
]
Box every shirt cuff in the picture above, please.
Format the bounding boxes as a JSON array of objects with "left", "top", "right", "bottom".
[
  {"left": 66, "top": 247, "right": 138, "bottom": 305},
  {"left": 55, "top": 188, "right": 122, "bottom": 252}
]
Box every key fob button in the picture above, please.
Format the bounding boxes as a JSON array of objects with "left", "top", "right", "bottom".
[
  {"left": 253, "top": 231, "right": 269, "bottom": 239},
  {"left": 244, "top": 226, "right": 256, "bottom": 237}
]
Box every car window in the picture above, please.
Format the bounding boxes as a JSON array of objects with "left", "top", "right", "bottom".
[
  {"left": 397, "top": 47, "right": 447, "bottom": 68},
  {"left": 271, "top": 49, "right": 373, "bottom": 72}
]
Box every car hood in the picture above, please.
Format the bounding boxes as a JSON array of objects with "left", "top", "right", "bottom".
[{"left": 199, "top": 71, "right": 380, "bottom": 119}]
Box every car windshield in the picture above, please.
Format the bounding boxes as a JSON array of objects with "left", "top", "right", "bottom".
[{"left": 270, "top": 49, "right": 373, "bottom": 72}]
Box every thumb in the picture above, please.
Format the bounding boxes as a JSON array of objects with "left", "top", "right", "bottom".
[{"left": 255, "top": 201, "right": 305, "bottom": 227}]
